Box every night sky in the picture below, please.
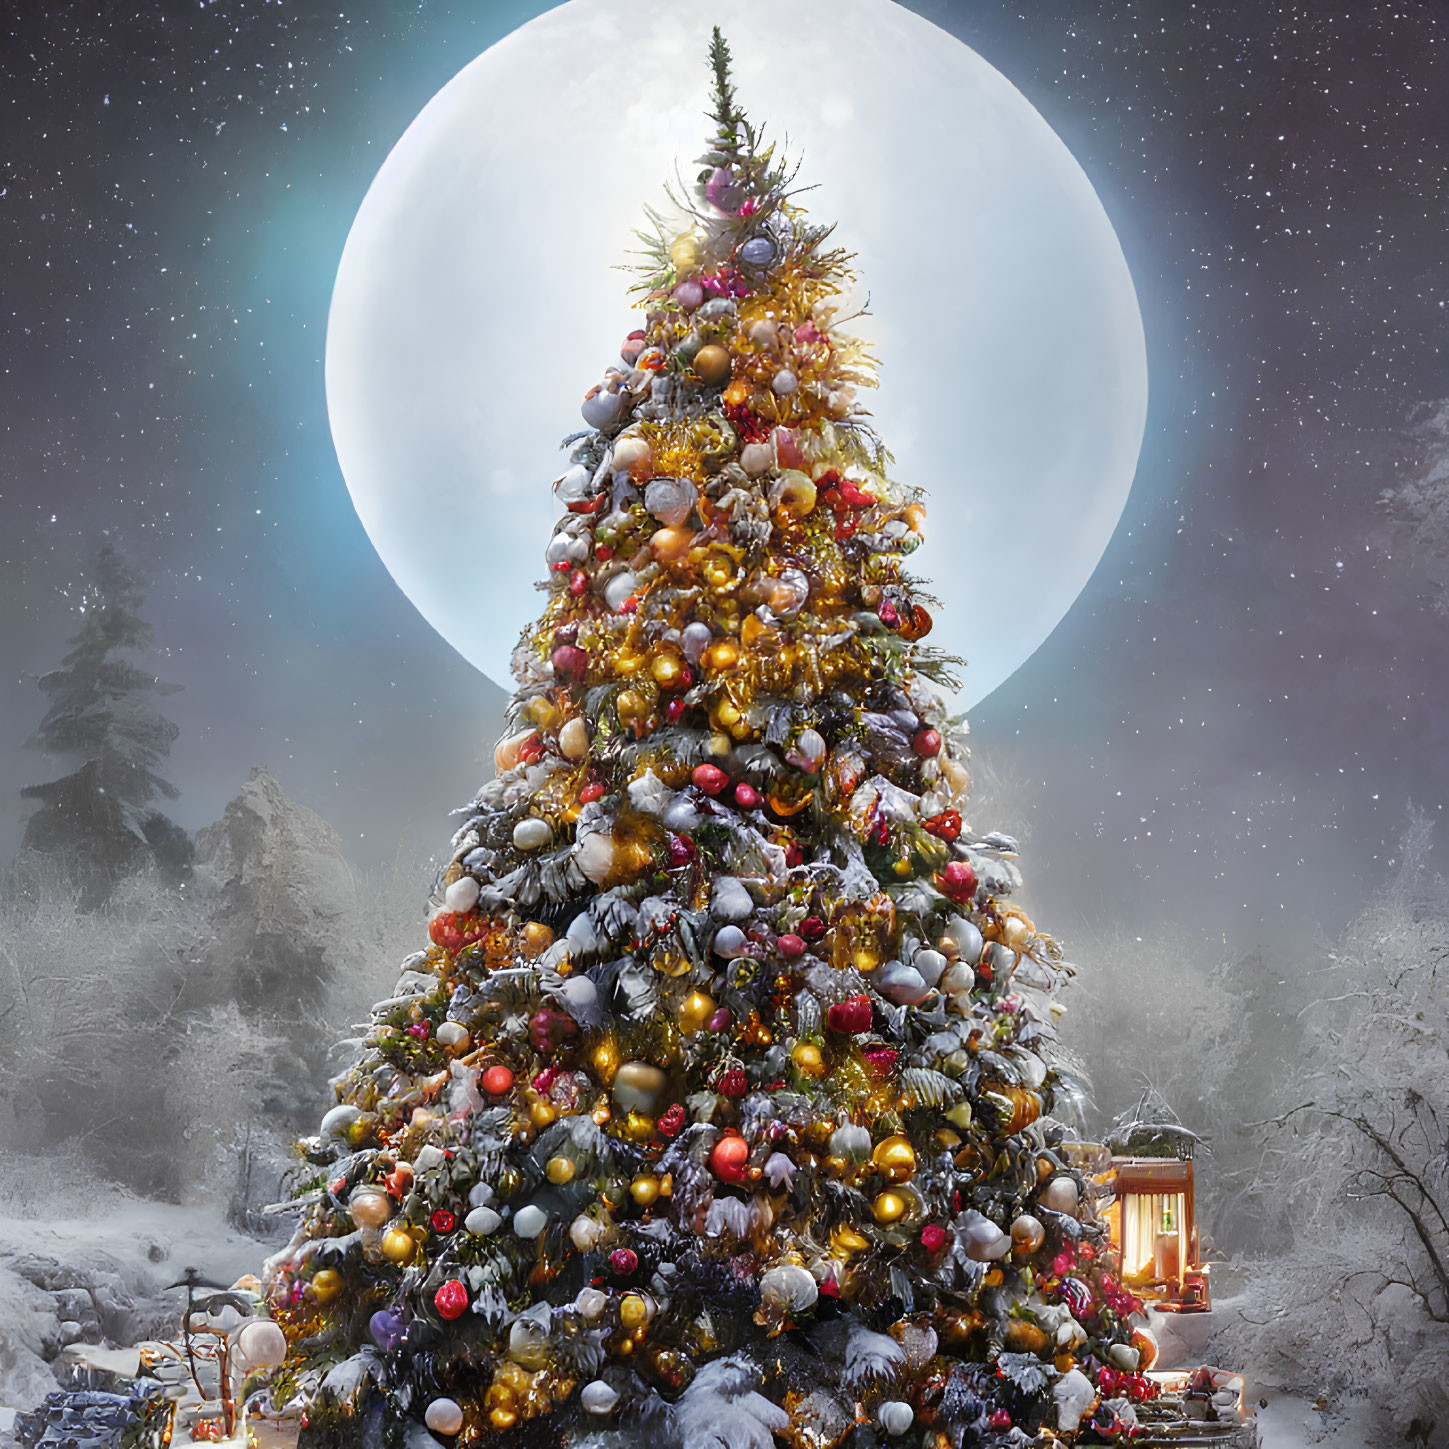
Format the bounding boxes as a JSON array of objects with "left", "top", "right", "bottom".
[{"left": 3, "top": 1, "right": 1447, "bottom": 958}]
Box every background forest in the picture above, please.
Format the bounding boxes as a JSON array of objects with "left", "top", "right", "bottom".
[{"left": 0, "top": 544, "right": 1445, "bottom": 1442}]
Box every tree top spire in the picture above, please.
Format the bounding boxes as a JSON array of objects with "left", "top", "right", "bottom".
[{"left": 707, "top": 26, "right": 743, "bottom": 146}]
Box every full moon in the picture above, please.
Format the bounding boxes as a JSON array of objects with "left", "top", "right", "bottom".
[{"left": 327, "top": 0, "right": 1147, "bottom": 707}]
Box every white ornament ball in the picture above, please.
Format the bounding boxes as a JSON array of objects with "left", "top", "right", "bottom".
[
  {"left": 612, "top": 434, "right": 652, "bottom": 478},
  {"left": 559, "top": 717, "right": 590, "bottom": 761},
  {"left": 960, "top": 1210, "right": 1012, "bottom": 1262},
  {"left": 575, "top": 1287, "right": 609, "bottom": 1318},
  {"left": 443, "top": 876, "right": 480, "bottom": 913},
  {"left": 464, "top": 1206, "right": 502, "bottom": 1236},
  {"left": 570, "top": 1214, "right": 608, "bottom": 1251},
  {"left": 513, "top": 817, "right": 553, "bottom": 851},
  {"left": 424, "top": 1399, "right": 464, "bottom": 1436},
  {"left": 580, "top": 1380, "right": 620, "bottom": 1415},
  {"left": 948, "top": 916, "right": 985, "bottom": 965},
  {"left": 912, "top": 948, "right": 948, "bottom": 986},
  {"left": 740, "top": 441, "right": 774, "bottom": 477},
  {"left": 581, "top": 385, "right": 628, "bottom": 430},
  {"left": 1040, "top": 1176, "right": 1081, "bottom": 1216},
  {"left": 772, "top": 369, "right": 798, "bottom": 395},
  {"left": 234, "top": 1319, "right": 288, "bottom": 1370},
  {"left": 796, "top": 728, "right": 826, "bottom": 762},
  {"left": 878, "top": 1401, "right": 914, "bottom": 1437},
  {"left": 1108, "top": 1343, "right": 1141, "bottom": 1372},
  {"left": 759, "top": 1264, "right": 818, "bottom": 1313},
  {"left": 712, "top": 924, "right": 748, "bottom": 958},
  {"left": 874, "top": 960, "right": 931, "bottom": 1005},
  {"left": 435, "top": 1021, "right": 470, "bottom": 1049},
  {"left": 512, "top": 1204, "right": 548, "bottom": 1238},
  {"left": 603, "top": 570, "right": 639, "bottom": 613}
]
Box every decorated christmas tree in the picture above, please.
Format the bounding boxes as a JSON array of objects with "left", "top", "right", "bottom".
[{"left": 260, "top": 33, "right": 1157, "bottom": 1449}]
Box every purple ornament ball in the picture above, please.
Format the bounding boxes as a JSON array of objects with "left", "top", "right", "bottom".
[
  {"left": 369, "top": 1308, "right": 407, "bottom": 1350},
  {"left": 673, "top": 279, "right": 705, "bottom": 312}
]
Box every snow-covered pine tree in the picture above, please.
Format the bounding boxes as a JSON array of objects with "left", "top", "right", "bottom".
[
  {"left": 259, "top": 34, "right": 1153, "bottom": 1449},
  {"left": 21, "top": 540, "right": 191, "bottom": 906}
]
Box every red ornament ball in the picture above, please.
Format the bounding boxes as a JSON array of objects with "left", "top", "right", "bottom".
[
  {"left": 937, "top": 860, "right": 978, "bottom": 904},
  {"left": 912, "top": 727, "right": 942, "bottom": 757},
  {"left": 709, "top": 1134, "right": 751, "bottom": 1184},
  {"left": 733, "top": 782, "right": 762, "bottom": 811},
  {"left": 579, "top": 782, "right": 605, "bottom": 804},
  {"left": 920, "top": 1224, "right": 948, "bottom": 1253},
  {"left": 987, "top": 1409, "right": 1012, "bottom": 1430},
  {"left": 429, "top": 910, "right": 483, "bottom": 953},
  {"left": 826, "top": 995, "right": 873, "bottom": 1035},
  {"left": 551, "top": 643, "right": 589, "bottom": 678},
  {"left": 922, "top": 809, "right": 962, "bottom": 841},
  {"left": 609, "top": 1248, "right": 638, "bottom": 1277},
  {"left": 692, "top": 763, "right": 729, "bottom": 795},
  {"left": 480, "top": 1065, "right": 515, "bottom": 1096},
  {"left": 430, "top": 1209, "right": 456, "bottom": 1234},
  {"left": 776, "top": 933, "right": 806, "bottom": 960},
  {"left": 434, "top": 1280, "right": 468, "bottom": 1320}
]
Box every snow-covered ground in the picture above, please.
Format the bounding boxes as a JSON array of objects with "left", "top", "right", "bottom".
[
  {"left": 0, "top": 1160, "right": 273, "bottom": 1418},
  {"left": 1253, "top": 1389, "right": 1379, "bottom": 1449}
]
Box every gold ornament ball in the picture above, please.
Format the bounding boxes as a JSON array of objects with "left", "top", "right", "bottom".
[
  {"left": 630, "top": 1174, "right": 662, "bottom": 1207},
  {"left": 872, "top": 1134, "right": 917, "bottom": 1184},
  {"left": 692, "top": 343, "right": 732, "bottom": 387},
  {"left": 831, "top": 1223, "right": 870, "bottom": 1255},
  {"left": 703, "top": 639, "right": 741, "bottom": 675},
  {"left": 669, "top": 232, "right": 703, "bottom": 274},
  {"left": 775, "top": 472, "right": 817, "bottom": 520},
  {"left": 1010, "top": 1213, "right": 1046, "bottom": 1253},
  {"left": 349, "top": 1188, "right": 393, "bottom": 1230},
  {"left": 871, "top": 1190, "right": 908, "bottom": 1225},
  {"left": 530, "top": 1098, "right": 559, "bottom": 1129},
  {"left": 590, "top": 1038, "right": 621, "bottom": 1083},
  {"left": 619, "top": 1293, "right": 651, "bottom": 1330},
  {"left": 678, "top": 991, "right": 716, "bottom": 1036},
  {"left": 649, "top": 525, "right": 695, "bottom": 565},
  {"left": 617, "top": 689, "right": 651, "bottom": 726},
  {"left": 701, "top": 555, "right": 736, "bottom": 593},
  {"left": 545, "top": 1156, "right": 577, "bottom": 1185},
  {"left": 791, "top": 1041, "right": 827, "bottom": 1079},
  {"left": 311, "top": 1269, "right": 344, "bottom": 1304},
  {"left": 525, "top": 696, "right": 560, "bottom": 729},
  {"left": 344, "top": 1117, "right": 375, "bottom": 1149},
  {"left": 650, "top": 651, "right": 686, "bottom": 689},
  {"left": 382, "top": 1227, "right": 416, "bottom": 1264},
  {"left": 623, "top": 1110, "right": 657, "bottom": 1142},
  {"left": 521, "top": 921, "right": 556, "bottom": 957}
]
